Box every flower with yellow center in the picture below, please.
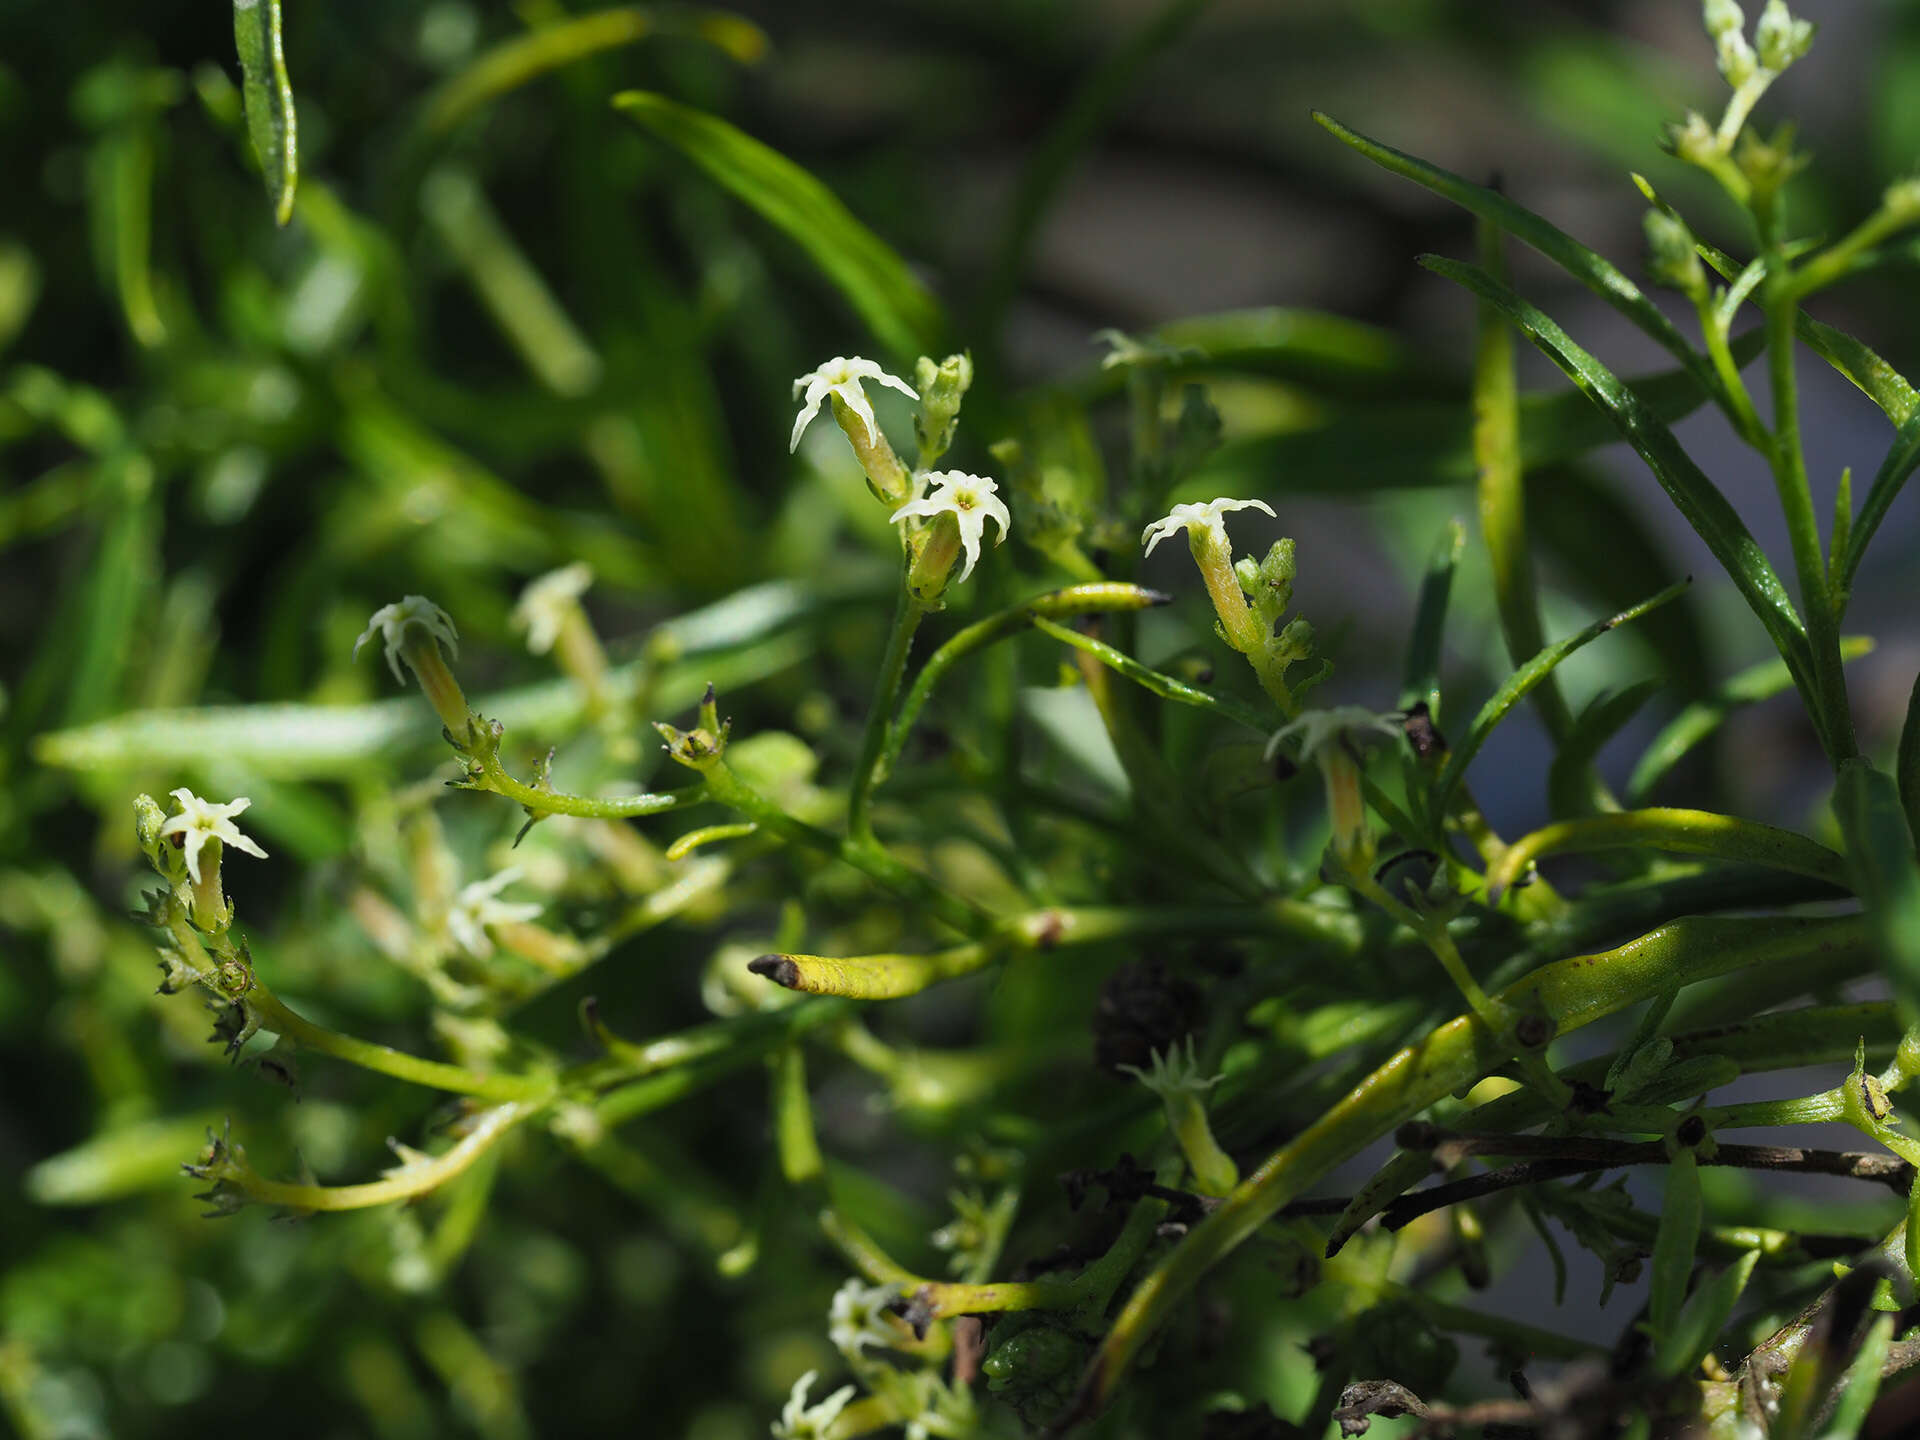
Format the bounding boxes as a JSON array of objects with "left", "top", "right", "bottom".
[
  {"left": 159, "top": 789, "right": 268, "bottom": 884},
  {"left": 790, "top": 356, "right": 917, "bottom": 453},
  {"left": 1140, "top": 496, "right": 1274, "bottom": 560},
  {"left": 889, "top": 471, "right": 1010, "bottom": 585}
]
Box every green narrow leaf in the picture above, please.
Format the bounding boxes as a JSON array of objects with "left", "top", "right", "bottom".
[
  {"left": 612, "top": 91, "right": 943, "bottom": 358},
  {"left": 1528, "top": 465, "right": 1711, "bottom": 698},
  {"left": 1695, "top": 237, "right": 1920, "bottom": 427},
  {"left": 1547, "top": 680, "right": 1660, "bottom": 819},
  {"left": 1647, "top": 1148, "right": 1702, "bottom": 1350},
  {"left": 1188, "top": 338, "right": 1757, "bottom": 499},
  {"left": 1834, "top": 758, "right": 1920, "bottom": 1025},
  {"left": 1421, "top": 254, "right": 1812, "bottom": 694},
  {"left": 1486, "top": 808, "right": 1853, "bottom": 902},
  {"left": 1627, "top": 638, "right": 1875, "bottom": 803},
  {"left": 1429, "top": 581, "right": 1687, "bottom": 828},
  {"left": 1900, "top": 672, "right": 1920, "bottom": 846},
  {"left": 1823, "top": 1312, "right": 1895, "bottom": 1440},
  {"left": 1325, "top": 1148, "right": 1435, "bottom": 1259},
  {"left": 1314, "top": 113, "right": 1721, "bottom": 399},
  {"left": 420, "top": 167, "right": 601, "bottom": 397},
  {"left": 1834, "top": 406, "right": 1920, "bottom": 600},
  {"left": 233, "top": 0, "right": 298, "bottom": 225},
  {"left": 1800, "top": 313, "right": 1920, "bottom": 427},
  {"left": 1397, "top": 519, "right": 1463, "bottom": 722},
  {"left": 417, "top": 8, "right": 766, "bottom": 141},
  {"left": 1653, "top": 1247, "right": 1759, "bottom": 1379},
  {"left": 1029, "top": 615, "right": 1270, "bottom": 734},
  {"left": 1475, "top": 220, "right": 1570, "bottom": 741}
]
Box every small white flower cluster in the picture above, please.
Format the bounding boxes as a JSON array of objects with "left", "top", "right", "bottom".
[{"left": 790, "top": 356, "right": 1008, "bottom": 589}]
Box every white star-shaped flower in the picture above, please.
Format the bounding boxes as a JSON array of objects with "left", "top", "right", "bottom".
[
  {"left": 791, "top": 356, "right": 917, "bottom": 453},
  {"left": 1140, "top": 497, "right": 1275, "bottom": 558},
  {"left": 772, "top": 1370, "right": 857, "bottom": 1440},
  {"left": 355, "top": 596, "right": 459, "bottom": 686},
  {"left": 445, "top": 869, "right": 543, "bottom": 959},
  {"left": 159, "top": 789, "right": 268, "bottom": 884},
  {"left": 510, "top": 563, "right": 593, "bottom": 655},
  {"left": 1264, "top": 705, "right": 1406, "bottom": 763},
  {"left": 889, "top": 471, "right": 1011, "bottom": 584},
  {"left": 827, "top": 1278, "right": 903, "bottom": 1358}
]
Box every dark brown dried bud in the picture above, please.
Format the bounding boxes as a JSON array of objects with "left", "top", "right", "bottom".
[{"left": 1092, "top": 959, "right": 1201, "bottom": 1075}]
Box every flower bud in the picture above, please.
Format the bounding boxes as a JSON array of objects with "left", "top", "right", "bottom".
[
  {"left": 1754, "top": 0, "right": 1813, "bottom": 72},
  {"left": 1643, "top": 209, "right": 1706, "bottom": 297},
  {"left": 912, "top": 351, "right": 972, "bottom": 466}
]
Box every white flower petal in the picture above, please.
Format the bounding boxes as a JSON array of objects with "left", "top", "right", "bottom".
[
  {"left": 158, "top": 790, "right": 268, "bottom": 884},
  {"left": 356, "top": 596, "right": 459, "bottom": 687},
  {"left": 789, "top": 356, "right": 916, "bottom": 455}
]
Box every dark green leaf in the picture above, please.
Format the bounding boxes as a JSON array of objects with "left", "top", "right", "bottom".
[
  {"left": 1188, "top": 340, "right": 1759, "bottom": 498},
  {"left": 613, "top": 91, "right": 943, "bottom": 359},
  {"left": 1528, "top": 464, "right": 1712, "bottom": 701},
  {"left": 233, "top": 0, "right": 297, "bottom": 226},
  {"left": 1547, "top": 679, "right": 1660, "bottom": 820},
  {"left": 1314, "top": 113, "right": 1720, "bottom": 399},
  {"left": 1420, "top": 254, "right": 1811, "bottom": 692},
  {"left": 1627, "top": 638, "right": 1876, "bottom": 803},
  {"left": 417, "top": 8, "right": 766, "bottom": 141},
  {"left": 1429, "top": 581, "right": 1687, "bottom": 828},
  {"left": 1834, "top": 406, "right": 1920, "bottom": 600},
  {"left": 1834, "top": 758, "right": 1920, "bottom": 1025},
  {"left": 1654, "top": 1247, "right": 1759, "bottom": 1379},
  {"left": 1398, "top": 519, "right": 1463, "bottom": 723}
]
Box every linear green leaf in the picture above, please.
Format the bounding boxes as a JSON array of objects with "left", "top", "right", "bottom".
[
  {"left": 1314, "top": 112, "right": 1720, "bottom": 398},
  {"left": 1421, "top": 255, "right": 1811, "bottom": 689},
  {"left": 1626, "top": 638, "right": 1875, "bottom": 803},
  {"left": 1654, "top": 1247, "right": 1759, "bottom": 1380},
  {"left": 1398, "top": 519, "right": 1463, "bottom": 723},
  {"left": 418, "top": 8, "right": 767, "bottom": 141},
  {"left": 1486, "top": 808, "right": 1853, "bottom": 902},
  {"left": 1190, "top": 336, "right": 1759, "bottom": 498},
  {"left": 1902, "top": 672, "right": 1920, "bottom": 847},
  {"left": 1476, "top": 219, "right": 1568, "bottom": 740},
  {"left": 1529, "top": 465, "right": 1711, "bottom": 699},
  {"left": 1834, "top": 406, "right": 1920, "bottom": 600},
  {"left": 1029, "top": 616, "right": 1271, "bottom": 734},
  {"left": 233, "top": 0, "right": 298, "bottom": 225},
  {"left": 1698, "top": 240, "right": 1920, "bottom": 428},
  {"left": 1429, "top": 581, "right": 1688, "bottom": 829},
  {"left": 1547, "top": 680, "right": 1659, "bottom": 819},
  {"left": 1067, "top": 914, "right": 1871, "bottom": 1420},
  {"left": 612, "top": 91, "right": 943, "bottom": 358},
  {"left": 1834, "top": 758, "right": 1920, "bottom": 1026}
]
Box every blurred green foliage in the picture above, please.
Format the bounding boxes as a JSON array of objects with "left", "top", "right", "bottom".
[{"left": 7, "top": 3, "right": 1920, "bottom": 1438}]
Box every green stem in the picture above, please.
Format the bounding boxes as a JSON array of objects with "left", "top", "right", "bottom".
[
  {"left": 1693, "top": 288, "right": 1767, "bottom": 448},
  {"left": 848, "top": 589, "right": 925, "bottom": 843},
  {"left": 1761, "top": 218, "right": 1857, "bottom": 762},
  {"left": 881, "top": 583, "right": 1170, "bottom": 782},
  {"left": 472, "top": 744, "right": 707, "bottom": 820},
  {"left": 1065, "top": 913, "right": 1872, "bottom": 1421},
  {"left": 230, "top": 1102, "right": 531, "bottom": 1212},
  {"left": 250, "top": 988, "right": 551, "bottom": 1102}
]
